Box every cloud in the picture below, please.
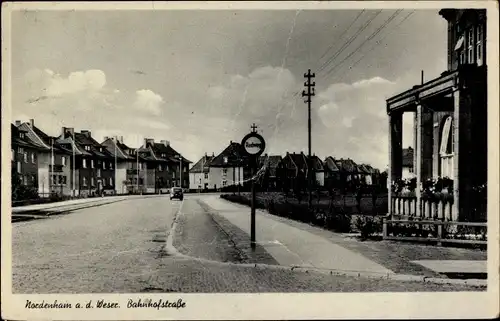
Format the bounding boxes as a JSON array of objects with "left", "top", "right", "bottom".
[
  {"left": 133, "top": 89, "right": 164, "bottom": 115},
  {"left": 315, "top": 76, "right": 413, "bottom": 169}
]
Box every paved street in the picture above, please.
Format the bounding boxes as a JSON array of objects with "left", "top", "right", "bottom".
[{"left": 12, "top": 195, "right": 484, "bottom": 293}]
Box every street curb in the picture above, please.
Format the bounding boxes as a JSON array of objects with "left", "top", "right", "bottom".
[
  {"left": 11, "top": 195, "right": 168, "bottom": 222},
  {"left": 166, "top": 200, "right": 487, "bottom": 288}
]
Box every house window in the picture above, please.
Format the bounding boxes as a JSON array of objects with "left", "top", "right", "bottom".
[
  {"left": 83, "top": 177, "right": 87, "bottom": 186},
  {"left": 32, "top": 174, "right": 37, "bottom": 185},
  {"left": 62, "top": 176, "right": 67, "bottom": 185},
  {"left": 161, "top": 153, "right": 166, "bottom": 158},
  {"left": 109, "top": 162, "right": 113, "bottom": 170},
  {"left": 223, "top": 156, "right": 228, "bottom": 164},
  {"left": 158, "top": 164, "right": 162, "bottom": 171},
  {"left": 82, "top": 158, "right": 87, "bottom": 168},
  {"left": 204, "top": 173, "right": 209, "bottom": 179},
  {"left": 23, "top": 175, "right": 27, "bottom": 186},
  {"left": 103, "top": 161, "right": 106, "bottom": 169},
  {"left": 31, "top": 153, "right": 35, "bottom": 164},
  {"left": 467, "top": 27, "right": 475, "bottom": 64},
  {"left": 139, "top": 163, "right": 143, "bottom": 170},
  {"left": 184, "top": 167, "right": 187, "bottom": 173},
  {"left": 17, "top": 161, "right": 21, "bottom": 173},
  {"left": 62, "top": 156, "right": 66, "bottom": 166},
  {"left": 477, "top": 24, "right": 484, "bottom": 66},
  {"left": 18, "top": 147, "right": 24, "bottom": 154},
  {"left": 91, "top": 177, "right": 95, "bottom": 187},
  {"left": 222, "top": 168, "right": 228, "bottom": 175},
  {"left": 91, "top": 160, "right": 94, "bottom": 168},
  {"left": 440, "top": 116, "right": 454, "bottom": 178},
  {"left": 109, "top": 177, "right": 113, "bottom": 186},
  {"left": 85, "top": 145, "right": 91, "bottom": 151},
  {"left": 23, "top": 152, "right": 28, "bottom": 163},
  {"left": 19, "top": 132, "right": 25, "bottom": 139},
  {"left": 222, "top": 180, "right": 227, "bottom": 187},
  {"left": 11, "top": 149, "right": 14, "bottom": 161}
]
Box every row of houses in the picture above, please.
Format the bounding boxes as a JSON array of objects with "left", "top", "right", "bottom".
[
  {"left": 189, "top": 141, "right": 381, "bottom": 192},
  {"left": 11, "top": 119, "right": 191, "bottom": 198}
]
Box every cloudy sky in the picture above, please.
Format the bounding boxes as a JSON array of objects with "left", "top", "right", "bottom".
[{"left": 11, "top": 7, "right": 448, "bottom": 169}]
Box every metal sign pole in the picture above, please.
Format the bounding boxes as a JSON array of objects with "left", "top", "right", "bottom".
[
  {"left": 250, "top": 157, "right": 256, "bottom": 249},
  {"left": 241, "top": 123, "right": 265, "bottom": 251}
]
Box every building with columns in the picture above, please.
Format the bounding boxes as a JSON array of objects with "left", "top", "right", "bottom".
[{"left": 386, "top": 9, "right": 487, "bottom": 222}]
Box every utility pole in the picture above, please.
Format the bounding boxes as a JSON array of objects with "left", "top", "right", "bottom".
[{"left": 302, "top": 69, "right": 315, "bottom": 209}]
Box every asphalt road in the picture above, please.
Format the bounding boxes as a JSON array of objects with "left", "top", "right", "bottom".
[{"left": 12, "top": 195, "right": 482, "bottom": 293}]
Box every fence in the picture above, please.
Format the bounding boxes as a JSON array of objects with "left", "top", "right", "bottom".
[
  {"left": 390, "top": 195, "right": 455, "bottom": 220},
  {"left": 384, "top": 194, "right": 487, "bottom": 246}
]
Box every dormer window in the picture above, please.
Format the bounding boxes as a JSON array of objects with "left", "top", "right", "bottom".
[
  {"left": 161, "top": 153, "right": 166, "bottom": 158},
  {"left": 223, "top": 156, "right": 228, "bottom": 164},
  {"left": 19, "top": 132, "right": 25, "bottom": 139},
  {"left": 84, "top": 145, "right": 91, "bottom": 151}
]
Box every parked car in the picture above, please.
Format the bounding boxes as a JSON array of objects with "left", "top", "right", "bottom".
[{"left": 170, "top": 187, "right": 184, "bottom": 201}]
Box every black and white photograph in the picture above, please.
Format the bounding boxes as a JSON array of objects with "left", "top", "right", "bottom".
[{"left": 2, "top": 1, "right": 498, "bottom": 320}]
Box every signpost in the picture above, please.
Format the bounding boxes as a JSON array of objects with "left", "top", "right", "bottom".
[{"left": 241, "top": 123, "right": 266, "bottom": 249}]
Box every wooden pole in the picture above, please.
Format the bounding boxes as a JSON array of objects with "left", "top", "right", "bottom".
[{"left": 250, "top": 158, "right": 256, "bottom": 249}]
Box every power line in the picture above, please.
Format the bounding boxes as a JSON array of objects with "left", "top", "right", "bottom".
[
  {"left": 317, "top": 10, "right": 366, "bottom": 62},
  {"left": 320, "top": 9, "right": 403, "bottom": 81},
  {"left": 316, "top": 10, "right": 383, "bottom": 75},
  {"left": 344, "top": 11, "right": 415, "bottom": 75}
]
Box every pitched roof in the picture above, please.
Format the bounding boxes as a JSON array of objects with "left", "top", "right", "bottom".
[
  {"left": 73, "top": 132, "right": 113, "bottom": 159},
  {"left": 190, "top": 155, "right": 214, "bottom": 173},
  {"left": 287, "top": 152, "right": 308, "bottom": 169},
  {"left": 101, "top": 138, "right": 133, "bottom": 160},
  {"left": 11, "top": 124, "right": 46, "bottom": 150},
  {"left": 402, "top": 147, "right": 414, "bottom": 167},
  {"left": 258, "top": 155, "right": 282, "bottom": 176},
  {"left": 335, "top": 158, "right": 359, "bottom": 173},
  {"left": 324, "top": 156, "right": 340, "bottom": 172},
  {"left": 210, "top": 142, "right": 246, "bottom": 167},
  {"left": 309, "top": 155, "right": 324, "bottom": 171}
]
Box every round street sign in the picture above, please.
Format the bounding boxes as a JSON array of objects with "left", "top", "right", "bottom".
[{"left": 241, "top": 132, "right": 266, "bottom": 157}]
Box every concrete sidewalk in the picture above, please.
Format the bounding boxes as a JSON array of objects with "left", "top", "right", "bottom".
[{"left": 200, "top": 195, "right": 394, "bottom": 276}]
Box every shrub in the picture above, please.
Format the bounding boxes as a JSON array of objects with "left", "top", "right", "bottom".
[
  {"left": 355, "top": 216, "right": 382, "bottom": 240},
  {"left": 325, "top": 212, "right": 352, "bottom": 233}
]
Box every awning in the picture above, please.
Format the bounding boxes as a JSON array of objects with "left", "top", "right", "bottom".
[{"left": 454, "top": 36, "right": 465, "bottom": 51}]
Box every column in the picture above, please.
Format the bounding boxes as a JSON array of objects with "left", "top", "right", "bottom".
[
  {"left": 415, "top": 103, "right": 422, "bottom": 217},
  {"left": 452, "top": 88, "right": 460, "bottom": 221},
  {"left": 388, "top": 111, "right": 403, "bottom": 216}
]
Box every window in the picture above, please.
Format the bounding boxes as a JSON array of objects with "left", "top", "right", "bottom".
[
  {"left": 18, "top": 147, "right": 24, "bottom": 154},
  {"left": 83, "top": 177, "right": 87, "bottom": 186},
  {"left": 91, "top": 160, "right": 94, "bottom": 168},
  {"left": 32, "top": 174, "right": 37, "bottom": 185},
  {"left": 17, "top": 161, "right": 21, "bottom": 173},
  {"left": 109, "top": 162, "right": 113, "bottom": 170},
  {"left": 85, "top": 145, "right": 91, "bottom": 151},
  {"left": 31, "top": 153, "right": 35, "bottom": 164},
  {"left": 223, "top": 156, "right": 228, "bottom": 164},
  {"left": 23, "top": 175, "right": 27, "bottom": 186},
  {"left": 184, "top": 167, "right": 187, "bottom": 173},
  {"left": 158, "top": 165, "right": 163, "bottom": 171},
  {"left": 82, "top": 158, "right": 87, "bottom": 168},
  {"left": 23, "top": 152, "right": 28, "bottom": 163},
  {"left": 440, "top": 117, "right": 454, "bottom": 178},
  {"left": 58, "top": 175, "right": 64, "bottom": 185},
  {"left": 19, "top": 132, "right": 25, "bottom": 139},
  {"left": 204, "top": 173, "right": 209, "bottom": 179},
  {"left": 51, "top": 174, "right": 56, "bottom": 185},
  {"left": 139, "top": 163, "right": 142, "bottom": 170},
  {"left": 477, "top": 24, "right": 484, "bottom": 66},
  {"left": 222, "top": 180, "right": 227, "bottom": 187},
  {"left": 103, "top": 161, "right": 106, "bottom": 169},
  {"left": 62, "top": 176, "right": 67, "bottom": 185},
  {"left": 11, "top": 149, "right": 14, "bottom": 161},
  {"left": 161, "top": 153, "right": 166, "bottom": 158},
  {"left": 467, "top": 27, "right": 475, "bottom": 64},
  {"left": 62, "top": 156, "right": 66, "bottom": 166},
  {"left": 222, "top": 168, "right": 228, "bottom": 175},
  {"left": 109, "top": 177, "right": 113, "bottom": 186},
  {"left": 91, "top": 177, "right": 95, "bottom": 187}
]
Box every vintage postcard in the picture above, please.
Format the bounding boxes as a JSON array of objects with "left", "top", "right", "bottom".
[{"left": 1, "top": 1, "right": 499, "bottom": 320}]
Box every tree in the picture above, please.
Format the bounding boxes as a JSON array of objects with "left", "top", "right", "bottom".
[{"left": 11, "top": 171, "right": 38, "bottom": 202}]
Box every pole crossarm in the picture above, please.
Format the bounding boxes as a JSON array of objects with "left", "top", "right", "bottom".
[{"left": 302, "top": 69, "right": 316, "bottom": 208}]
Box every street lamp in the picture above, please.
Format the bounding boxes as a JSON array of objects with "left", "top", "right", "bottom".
[{"left": 177, "top": 155, "right": 182, "bottom": 189}]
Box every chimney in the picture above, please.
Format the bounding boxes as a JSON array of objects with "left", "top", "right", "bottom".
[
  {"left": 212, "top": 152, "right": 215, "bottom": 157},
  {"left": 146, "top": 138, "right": 155, "bottom": 146},
  {"left": 29, "top": 119, "right": 35, "bottom": 128},
  {"left": 230, "top": 140, "right": 232, "bottom": 144},
  {"left": 81, "top": 130, "right": 91, "bottom": 137},
  {"left": 119, "top": 136, "right": 124, "bottom": 143},
  {"left": 104, "top": 136, "right": 109, "bottom": 141},
  {"left": 15, "top": 120, "right": 21, "bottom": 126},
  {"left": 144, "top": 138, "right": 148, "bottom": 147},
  {"left": 160, "top": 140, "right": 170, "bottom": 147},
  {"left": 62, "top": 127, "right": 75, "bottom": 137}
]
